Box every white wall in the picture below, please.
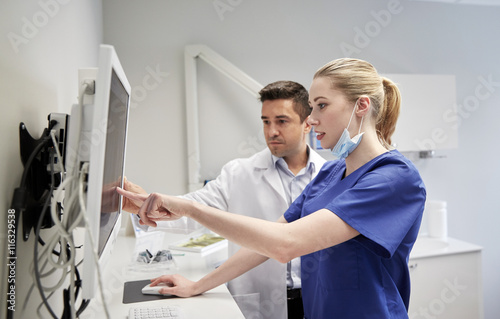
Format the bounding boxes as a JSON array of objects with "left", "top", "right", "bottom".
[
  {"left": 103, "top": 0, "right": 500, "bottom": 318},
  {"left": 0, "top": 0, "right": 102, "bottom": 317}
]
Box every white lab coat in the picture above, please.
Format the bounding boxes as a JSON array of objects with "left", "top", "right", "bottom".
[{"left": 156, "top": 147, "right": 326, "bottom": 319}]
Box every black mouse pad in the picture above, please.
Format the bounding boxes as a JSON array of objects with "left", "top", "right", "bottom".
[{"left": 122, "top": 279, "right": 176, "bottom": 304}]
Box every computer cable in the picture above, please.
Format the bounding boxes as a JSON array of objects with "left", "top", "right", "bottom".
[
  {"left": 34, "top": 160, "right": 110, "bottom": 319},
  {"left": 77, "top": 162, "right": 111, "bottom": 319},
  {"left": 49, "top": 129, "right": 65, "bottom": 175},
  {"left": 21, "top": 142, "right": 75, "bottom": 319},
  {"left": 41, "top": 152, "right": 87, "bottom": 319},
  {"left": 66, "top": 81, "right": 94, "bottom": 207},
  {"left": 20, "top": 148, "right": 56, "bottom": 317},
  {"left": 29, "top": 81, "right": 99, "bottom": 319},
  {"left": 7, "top": 129, "right": 53, "bottom": 319},
  {"left": 31, "top": 148, "right": 67, "bottom": 319},
  {"left": 45, "top": 81, "right": 94, "bottom": 318},
  {"left": 31, "top": 148, "right": 59, "bottom": 318},
  {"left": 31, "top": 141, "right": 80, "bottom": 319},
  {"left": 10, "top": 82, "right": 94, "bottom": 319}
]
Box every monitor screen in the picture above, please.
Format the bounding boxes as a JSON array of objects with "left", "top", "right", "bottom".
[
  {"left": 97, "top": 69, "right": 129, "bottom": 256},
  {"left": 63, "top": 44, "right": 131, "bottom": 300}
]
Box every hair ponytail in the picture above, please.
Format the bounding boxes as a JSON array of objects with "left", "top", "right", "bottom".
[{"left": 377, "top": 77, "right": 401, "bottom": 149}]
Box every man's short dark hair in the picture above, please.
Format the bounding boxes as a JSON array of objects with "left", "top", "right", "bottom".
[{"left": 258, "top": 81, "right": 310, "bottom": 123}]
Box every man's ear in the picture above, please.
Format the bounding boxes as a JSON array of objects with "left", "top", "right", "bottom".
[
  {"left": 357, "top": 96, "right": 371, "bottom": 116},
  {"left": 303, "top": 116, "right": 312, "bottom": 133}
]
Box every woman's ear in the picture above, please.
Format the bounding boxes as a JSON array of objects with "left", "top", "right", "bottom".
[{"left": 356, "top": 96, "right": 371, "bottom": 116}]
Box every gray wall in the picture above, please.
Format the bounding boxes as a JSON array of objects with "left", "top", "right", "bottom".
[
  {"left": 103, "top": 0, "right": 500, "bottom": 318},
  {"left": 0, "top": 0, "right": 102, "bottom": 317}
]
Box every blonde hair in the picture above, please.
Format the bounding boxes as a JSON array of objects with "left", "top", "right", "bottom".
[{"left": 314, "top": 58, "right": 401, "bottom": 149}]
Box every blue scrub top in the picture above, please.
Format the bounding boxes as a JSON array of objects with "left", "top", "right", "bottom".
[{"left": 284, "top": 150, "right": 426, "bottom": 319}]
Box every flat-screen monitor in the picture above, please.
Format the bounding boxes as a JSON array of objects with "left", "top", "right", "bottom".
[{"left": 65, "top": 44, "right": 130, "bottom": 299}]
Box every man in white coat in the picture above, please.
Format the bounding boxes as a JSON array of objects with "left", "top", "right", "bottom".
[{"left": 124, "top": 81, "right": 326, "bottom": 319}]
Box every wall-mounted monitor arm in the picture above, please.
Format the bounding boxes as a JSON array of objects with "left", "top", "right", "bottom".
[{"left": 184, "top": 44, "right": 263, "bottom": 191}]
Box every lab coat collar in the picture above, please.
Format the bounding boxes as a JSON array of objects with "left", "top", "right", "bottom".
[
  {"left": 252, "top": 148, "right": 287, "bottom": 203},
  {"left": 307, "top": 146, "right": 327, "bottom": 178},
  {"left": 253, "top": 146, "right": 320, "bottom": 204},
  {"left": 254, "top": 146, "right": 320, "bottom": 172},
  {"left": 270, "top": 146, "right": 316, "bottom": 177},
  {"left": 253, "top": 147, "right": 275, "bottom": 170}
]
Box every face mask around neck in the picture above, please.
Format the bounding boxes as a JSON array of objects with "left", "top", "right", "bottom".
[{"left": 331, "top": 100, "right": 364, "bottom": 159}]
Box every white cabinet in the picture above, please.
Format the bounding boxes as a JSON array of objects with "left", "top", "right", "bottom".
[{"left": 408, "top": 237, "right": 483, "bottom": 319}]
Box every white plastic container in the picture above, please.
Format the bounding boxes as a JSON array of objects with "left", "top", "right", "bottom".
[{"left": 425, "top": 200, "right": 448, "bottom": 239}]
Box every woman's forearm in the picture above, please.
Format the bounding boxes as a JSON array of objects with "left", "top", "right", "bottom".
[
  {"left": 185, "top": 201, "right": 359, "bottom": 263},
  {"left": 116, "top": 188, "right": 358, "bottom": 263},
  {"left": 194, "top": 247, "right": 269, "bottom": 294},
  {"left": 185, "top": 201, "right": 293, "bottom": 263},
  {"left": 116, "top": 187, "right": 293, "bottom": 261}
]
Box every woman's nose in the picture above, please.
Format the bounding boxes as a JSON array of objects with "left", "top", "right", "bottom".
[{"left": 307, "top": 116, "right": 318, "bottom": 126}]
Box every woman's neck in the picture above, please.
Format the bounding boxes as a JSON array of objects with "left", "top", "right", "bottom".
[{"left": 344, "top": 133, "right": 388, "bottom": 177}]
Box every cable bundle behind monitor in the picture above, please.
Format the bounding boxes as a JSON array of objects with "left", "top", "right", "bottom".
[
  {"left": 15, "top": 82, "right": 110, "bottom": 319},
  {"left": 8, "top": 45, "right": 130, "bottom": 319}
]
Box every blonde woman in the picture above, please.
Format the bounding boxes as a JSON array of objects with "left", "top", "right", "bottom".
[{"left": 119, "top": 58, "right": 426, "bottom": 319}]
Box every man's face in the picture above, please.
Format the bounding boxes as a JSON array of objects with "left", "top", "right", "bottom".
[{"left": 261, "top": 99, "right": 311, "bottom": 159}]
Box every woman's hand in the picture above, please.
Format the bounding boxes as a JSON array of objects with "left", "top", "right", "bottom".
[
  {"left": 120, "top": 178, "right": 148, "bottom": 215},
  {"left": 149, "top": 274, "right": 201, "bottom": 297},
  {"left": 117, "top": 187, "right": 191, "bottom": 227}
]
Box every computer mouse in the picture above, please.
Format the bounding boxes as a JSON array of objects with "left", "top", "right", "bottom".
[{"left": 141, "top": 283, "right": 172, "bottom": 296}]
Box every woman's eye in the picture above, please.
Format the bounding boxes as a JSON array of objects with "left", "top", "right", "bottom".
[{"left": 318, "top": 103, "right": 326, "bottom": 109}]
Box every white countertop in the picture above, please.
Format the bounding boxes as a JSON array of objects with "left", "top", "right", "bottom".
[
  {"left": 79, "top": 231, "right": 483, "bottom": 318},
  {"left": 79, "top": 232, "right": 244, "bottom": 319},
  {"left": 409, "top": 236, "right": 483, "bottom": 259}
]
